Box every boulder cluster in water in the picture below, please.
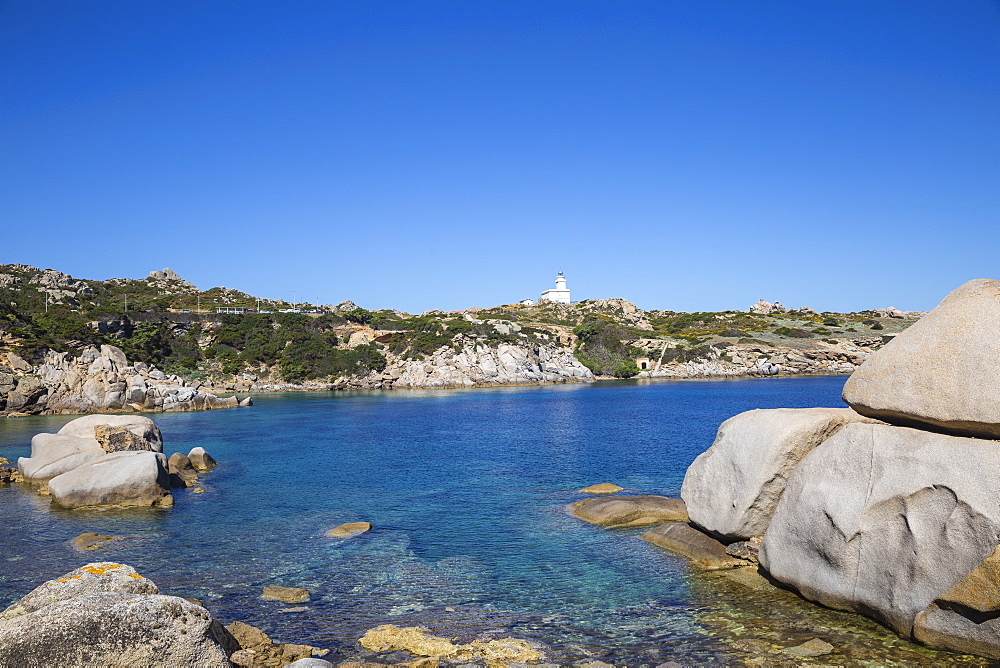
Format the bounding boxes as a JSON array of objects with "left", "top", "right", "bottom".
[
  {"left": 16, "top": 414, "right": 219, "bottom": 508},
  {"left": 681, "top": 278, "right": 1000, "bottom": 659}
]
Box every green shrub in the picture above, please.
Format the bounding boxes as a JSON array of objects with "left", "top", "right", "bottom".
[
  {"left": 774, "top": 327, "right": 811, "bottom": 338},
  {"left": 811, "top": 327, "right": 832, "bottom": 336}
]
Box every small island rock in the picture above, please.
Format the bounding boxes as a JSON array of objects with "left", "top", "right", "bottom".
[{"left": 187, "top": 447, "right": 218, "bottom": 471}]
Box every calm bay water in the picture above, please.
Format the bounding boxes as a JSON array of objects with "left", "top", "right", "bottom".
[{"left": 0, "top": 377, "right": 988, "bottom": 665}]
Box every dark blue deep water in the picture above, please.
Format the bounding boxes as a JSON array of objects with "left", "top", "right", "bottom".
[{"left": 0, "top": 377, "right": 986, "bottom": 664}]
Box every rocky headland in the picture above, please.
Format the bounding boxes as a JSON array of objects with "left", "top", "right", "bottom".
[{"left": 670, "top": 278, "right": 1000, "bottom": 659}]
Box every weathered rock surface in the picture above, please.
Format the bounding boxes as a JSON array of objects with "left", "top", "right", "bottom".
[
  {"left": 19, "top": 433, "right": 106, "bottom": 483},
  {"left": 682, "top": 407, "right": 880, "bottom": 541},
  {"left": 568, "top": 495, "right": 688, "bottom": 528},
  {"left": 0, "top": 561, "right": 234, "bottom": 667},
  {"left": 1, "top": 562, "right": 158, "bottom": 619},
  {"left": 328, "top": 521, "right": 372, "bottom": 538},
  {"left": 48, "top": 451, "right": 172, "bottom": 508},
  {"left": 843, "top": 278, "right": 1000, "bottom": 439},
  {"left": 641, "top": 523, "right": 745, "bottom": 570},
  {"left": 759, "top": 422, "right": 1000, "bottom": 636},
  {"left": 59, "top": 414, "right": 163, "bottom": 450},
  {"left": 909, "top": 544, "right": 1000, "bottom": 658}
]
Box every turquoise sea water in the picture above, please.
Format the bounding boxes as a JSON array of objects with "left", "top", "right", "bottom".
[{"left": 0, "top": 377, "right": 988, "bottom": 664}]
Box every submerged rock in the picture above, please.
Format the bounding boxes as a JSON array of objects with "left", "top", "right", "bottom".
[
  {"left": 328, "top": 521, "right": 372, "bottom": 538},
  {"left": 73, "top": 532, "right": 116, "bottom": 551},
  {"left": 262, "top": 585, "right": 310, "bottom": 604},
  {"left": 568, "top": 495, "right": 687, "bottom": 528},
  {"left": 641, "top": 523, "right": 745, "bottom": 570},
  {"left": 358, "top": 624, "right": 543, "bottom": 662}
]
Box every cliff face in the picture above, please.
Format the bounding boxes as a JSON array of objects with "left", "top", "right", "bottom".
[{"left": 1, "top": 346, "right": 240, "bottom": 417}]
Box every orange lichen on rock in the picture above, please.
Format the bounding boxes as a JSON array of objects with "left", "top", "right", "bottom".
[{"left": 80, "top": 564, "right": 123, "bottom": 575}]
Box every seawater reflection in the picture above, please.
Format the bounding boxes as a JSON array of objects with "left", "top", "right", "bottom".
[{"left": 0, "top": 377, "right": 989, "bottom": 664}]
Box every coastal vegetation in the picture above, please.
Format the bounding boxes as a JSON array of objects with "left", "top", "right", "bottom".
[{"left": 0, "top": 263, "right": 918, "bottom": 393}]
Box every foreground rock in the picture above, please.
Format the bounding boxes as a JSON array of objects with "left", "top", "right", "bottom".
[
  {"left": 187, "top": 446, "right": 218, "bottom": 471},
  {"left": 760, "top": 422, "right": 1000, "bottom": 637},
  {"left": 48, "top": 451, "right": 173, "bottom": 509},
  {"left": 568, "top": 495, "right": 688, "bottom": 528},
  {"left": 681, "top": 407, "right": 879, "bottom": 541},
  {"left": 843, "top": 278, "right": 1000, "bottom": 439},
  {"left": 0, "top": 563, "right": 233, "bottom": 666},
  {"left": 359, "top": 624, "right": 543, "bottom": 663},
  {"left": 642, "top": 523, "right": 745, "bottom": 570},
  {"left": 227, "top": 620, "right": 323, "bottom": 666}
]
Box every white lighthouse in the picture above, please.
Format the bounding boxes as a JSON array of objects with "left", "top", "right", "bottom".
[{"left": 540, "top": 271, "right": 571, "bottom": 304}]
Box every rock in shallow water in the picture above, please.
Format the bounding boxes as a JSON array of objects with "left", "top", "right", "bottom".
[
  {"left": 328, "top": 521, "right": 372, "bottom": 538},
  {"left": 568, "top": 495, "right": 687, "bottom": 528},
  {"left": 47, "top": 451, "right": 173, "bottom": 509},
  {"left": 577, "top": 483, "right": 624, "bottom": 495},
  {"left": 681, "top": 407, "right": 879, "bottom": 541},
  {"left": 262, "top": 585, "right": 310, "bottom": 603},
  {"left": 641, "top": 523, "right": 745, "bottom": 570},
  {"left": 760, "top": 422, "right": 1000, "bottom": 636}
]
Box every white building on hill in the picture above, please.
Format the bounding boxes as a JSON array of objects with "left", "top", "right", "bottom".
[{"left": 540, "top": 271, "right": 571, "bottom": 304}]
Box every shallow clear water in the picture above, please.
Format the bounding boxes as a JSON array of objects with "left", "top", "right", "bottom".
[{"left": 0, "top": 377, "right": 990, "bottom": 665}]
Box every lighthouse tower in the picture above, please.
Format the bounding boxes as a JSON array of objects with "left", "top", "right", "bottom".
[{"left": 540, "top": 271, "right": 571, "bottom": 304}]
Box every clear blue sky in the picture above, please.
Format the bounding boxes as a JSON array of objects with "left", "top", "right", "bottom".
[{"left": 2, "top": 1, "right": 998, "bottom": 314}]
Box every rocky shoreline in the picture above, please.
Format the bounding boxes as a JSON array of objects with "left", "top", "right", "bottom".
[{"left": 1, "top": 345, "right": 249, "bottom": 418}]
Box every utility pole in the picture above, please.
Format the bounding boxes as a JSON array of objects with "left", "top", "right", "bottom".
[
  {"left": 124, "top": 294, "right": 127, "bottom": 315},
  {"left": 45, "top": 293, "right": 49, "bottom": 313},
  {"left": 293, "top": 291, "right": 297, "bottom": 311}
]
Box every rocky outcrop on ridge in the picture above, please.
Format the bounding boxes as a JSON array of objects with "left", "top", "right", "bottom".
[
  {"left": 1, "top": 345, "right": 241, "bottom": 417},
  {"left": 678, "top": 278, "right": 1000, "bottom": 659}
]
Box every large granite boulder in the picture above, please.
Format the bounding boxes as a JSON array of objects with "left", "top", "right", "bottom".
[
  {"left": 843, "top": 278, "right": 1000, "bottom": 439},
  {"left": 1, "top": 562, "right": 158, "bottom": 619},
  {"left": 47, "top": 451, "right": 173, "bottom": 509},
  {"left": 0, "top": 562, "right": 233, "bottom": 666},
  {"left": 57, "top": 414, "right": 163, "bottom": 451},
  {"left": 759, "top": 422, "right": 1000, "bottom": 636},
  {"left": 18, "top": 433, "right": 105, "bottom": 483},
  {"left": 568, "top": 495, "right": 688, "bottom": 528},
  {"left": 681, "top": 408, "right": 879, "bottom": 541}
]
